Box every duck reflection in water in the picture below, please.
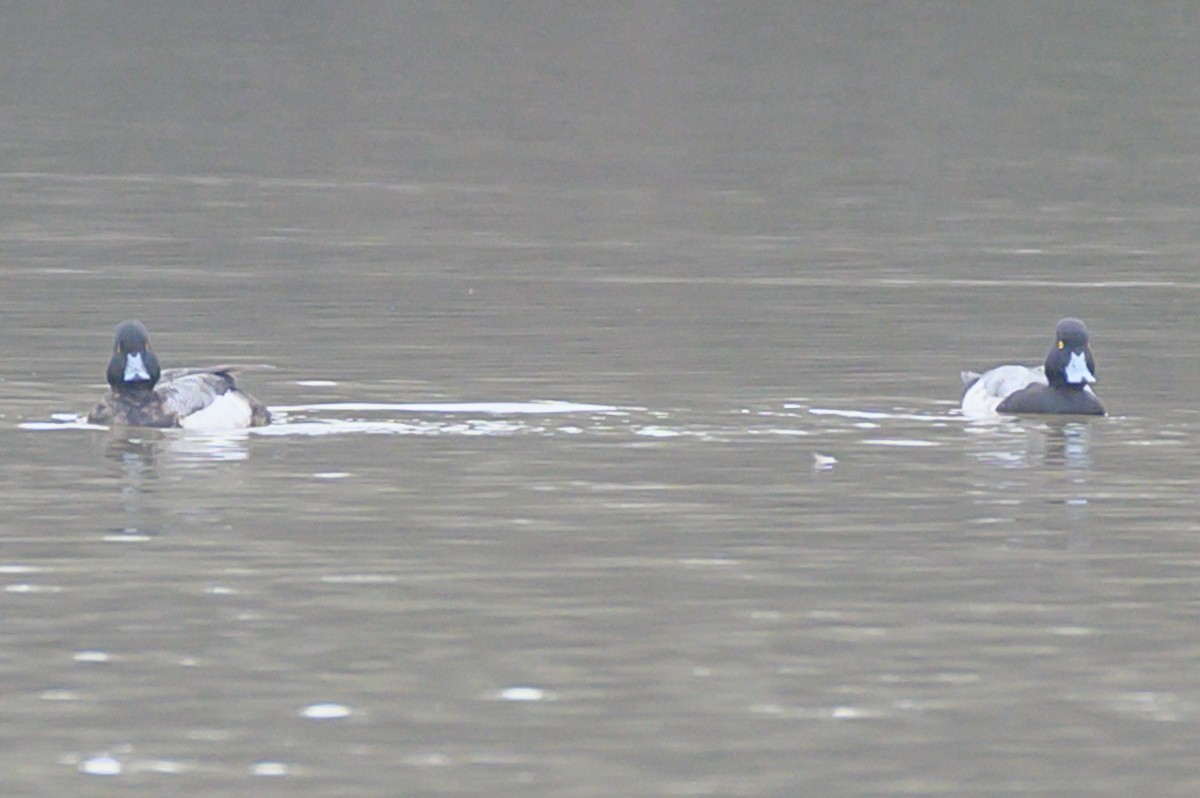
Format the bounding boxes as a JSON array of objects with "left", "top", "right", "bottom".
[{"left": 966, "top": 418, "right": 1093, "bottom": 470}]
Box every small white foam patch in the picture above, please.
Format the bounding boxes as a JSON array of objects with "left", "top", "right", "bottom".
[
  {"left": 808, "top": 408, "right": 942, "bottom": 422},
  {"left": 301, "top": 703, "right": 352, "bottom": 719},
  {"left": 1064, "top": 351, "right": 1096, "bottom": 384},
  {"left": 179, "top": 393, "right": 253, "bottom": 431},
  {"left": 79, "top": 755, "right": 122, "bottom": 776},
  {"left": 635, "top": 426, "right": 682, "bottom": 437},
  {"left": 6, "top": 583, "right": 62, "bottom": 593},
  {"left": 19, "top": 419, "right": 107, "bottom": 430},
  {"left": 497, "top": 686, "right": 549, "bottom": 702}
]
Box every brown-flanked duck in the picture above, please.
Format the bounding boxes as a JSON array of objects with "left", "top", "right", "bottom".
[{"left": 87, "top": 320, "right": 271, "bottom": 429}]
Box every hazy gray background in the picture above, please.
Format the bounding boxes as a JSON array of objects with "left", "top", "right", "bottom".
[{"left": 3, "top": 4, "right": 1200, "bottom": 796}]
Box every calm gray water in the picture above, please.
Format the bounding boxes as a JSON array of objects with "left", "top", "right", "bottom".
[{"left": 4, "top": 4, "right": 1200, "bottom": 797}]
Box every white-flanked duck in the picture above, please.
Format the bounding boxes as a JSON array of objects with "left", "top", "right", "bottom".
[{"left": 960, "top": 318, "right": 1105, "bottom": 416}]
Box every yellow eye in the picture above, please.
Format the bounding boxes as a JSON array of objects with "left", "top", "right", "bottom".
[{"left": 1057, "top": 341, "right": 1064, "bottom": 349}]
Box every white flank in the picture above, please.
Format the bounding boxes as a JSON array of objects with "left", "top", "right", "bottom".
[
  {"left": 960, "top": 365, "right": 1046, "bottom": 417},
  {"left": 179, "top": 392, "right": 253, "bottom": 430}
]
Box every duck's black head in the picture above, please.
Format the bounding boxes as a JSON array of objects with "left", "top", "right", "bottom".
[
  {"left": 1044, "top": 317, "right": 1096, "bottom": 389},
  {"left": 106, "top": 320, "right": 161, "bottom": 392}
]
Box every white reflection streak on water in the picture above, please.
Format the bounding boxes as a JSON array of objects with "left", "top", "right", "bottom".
[
  {"left": 268, "top": 400, "right": 620, "bottom": 414},
  {"left": 15, "top": 401, "right": 1100, "bottom": 471}
]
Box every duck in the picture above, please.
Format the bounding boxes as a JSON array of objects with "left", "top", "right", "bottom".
[
  {"left": 960, "top": 318, "right": 1105, "bottom": 416},
  {"left": 87, "top": 320, "right": 272, "bottom": 429}
]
